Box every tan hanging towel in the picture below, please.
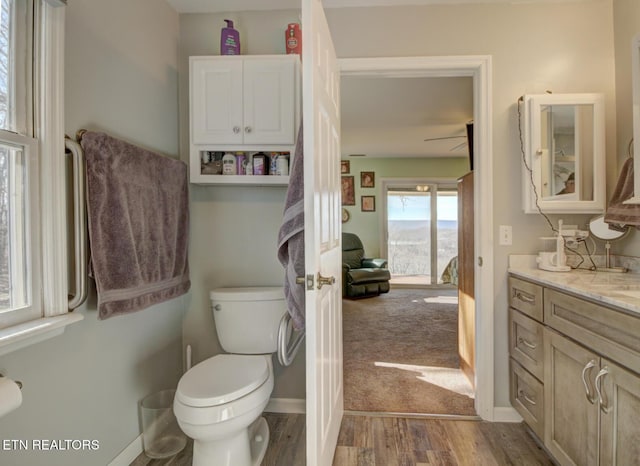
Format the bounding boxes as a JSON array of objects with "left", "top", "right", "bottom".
[{"left": 604, "top": 157, "right": 640, "bottom": 230}]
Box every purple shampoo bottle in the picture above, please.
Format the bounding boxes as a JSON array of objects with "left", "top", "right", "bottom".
[{"left": 220, "top": 19, "right": 240, "bottom": 55}]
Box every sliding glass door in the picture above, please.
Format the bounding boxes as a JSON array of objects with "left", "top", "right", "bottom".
[{"left": 384, "top": 180, "right": 458, "bottom": 286}]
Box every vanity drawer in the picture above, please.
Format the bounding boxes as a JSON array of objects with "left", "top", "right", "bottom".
[
  {"left": 509, "top": 309, "right": 544, "bottom": 381},
  {"left": 510, "top": 358, "right": 544, "bottom": 440},
  {"left": 544, "top": 288, "right": 640, "bottom": 375},
  {"left": 509, "top": 276, "right": 543, "bottom": 322}
]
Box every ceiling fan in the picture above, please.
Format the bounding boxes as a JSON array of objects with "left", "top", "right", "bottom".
[
  {"left": 423, "top": 121, "right": 473, "bottom": 152},
  {"left": 423, "top": 135, "right": 468, "bottom": 152}
]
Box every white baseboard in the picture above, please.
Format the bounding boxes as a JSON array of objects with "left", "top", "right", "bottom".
[
  {"left": 265, "top": 397, "right": 306, "bottom": 414},
  {"left": 493, "top": 406, "right": 523, "bottom": 422},
  {"left": 108, "top": 434, "right": 143, "bottom": 466}
]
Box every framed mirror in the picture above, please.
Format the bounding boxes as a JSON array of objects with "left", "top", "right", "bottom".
[
  {"left": 629, "top": 33, "right": 640, "bottom": 204},
  {"left": 522, "top": 93, "right": 605, "bottom": 214}
]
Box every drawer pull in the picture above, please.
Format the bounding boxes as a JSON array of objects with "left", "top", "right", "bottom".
[
  {"left": 595, "top": 366, "right": 611, "bottom": 414},
  {"left": 518, "top": 389, "right": 537, "bottom": 406},
  {"left": 581, "top": 359, "right": 597, "bottom": 404},
  {"left": 514, "top": 290, "right": 535, "bottom": 304},
  {"left": 518, "top": 336, "right": 537, "bottom": 350}
]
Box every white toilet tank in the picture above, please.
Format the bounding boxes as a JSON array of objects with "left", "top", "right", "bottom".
[{"left": 210, "top": 287, "right": 286, "bottom": 354}]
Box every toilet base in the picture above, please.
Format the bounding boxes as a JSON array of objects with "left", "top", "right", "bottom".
[
  {"left": 192, "top": 416, "right": 270, "bottom": 466},
  {"left": 249, "top": 417, "right": 270, "bottom": 465}
]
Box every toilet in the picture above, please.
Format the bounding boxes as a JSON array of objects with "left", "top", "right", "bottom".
[{"left": 173, "top": 287, "right": 287, "bottom": 466}]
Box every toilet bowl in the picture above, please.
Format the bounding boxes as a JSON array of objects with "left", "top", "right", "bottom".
[
  {"left": 174, "top": 354, "right": 274, "bottom": 466},
  {"left": 173, "top": 287, "right": 286, "bottom": 466}
]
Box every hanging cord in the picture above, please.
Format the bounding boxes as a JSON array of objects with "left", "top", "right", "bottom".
[
  {"left": 565, "top": 236, "right": 598, "bottom": 271},
  {"left": 517, "top": 96, "right": 558, "bottom": 234}
]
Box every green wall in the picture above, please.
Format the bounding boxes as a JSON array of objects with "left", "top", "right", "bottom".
[{"left": 341, "top": 157, "right": 470, "bottom": 257}]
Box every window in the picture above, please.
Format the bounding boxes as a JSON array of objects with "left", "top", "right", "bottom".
[
  {"left": 0, "top": 0, "right": 79, "bottom": 352},
  {"left": 0, "top": 0, "right": 41, "bottom": 328}
]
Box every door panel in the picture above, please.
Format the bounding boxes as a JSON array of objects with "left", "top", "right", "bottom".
[
  {"left": 544, "top": 328, "right": 599, "bottom": 466},
  {"left": 303, "top": 0, "right": 343, "bottom": 464},
  {"left": 599, "top": 359, "right": 640, "bottom": 466}
]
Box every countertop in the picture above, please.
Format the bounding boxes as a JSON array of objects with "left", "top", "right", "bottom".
[{"left": 508, "top": 255, "right": 640, "bottom": 316}]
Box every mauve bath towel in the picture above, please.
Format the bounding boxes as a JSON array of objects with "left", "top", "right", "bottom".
[
  {"left": 82, "top": 131, "right": 190, "bottom": 319},
  {"left": 605, "top": 157, "right": 640, "bottom": 230},
  {"left": 277, "top": 125, "right": 305, "bottom": 330}
]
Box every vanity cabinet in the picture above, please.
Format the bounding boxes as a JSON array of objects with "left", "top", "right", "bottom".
[
  {"left": 189, "top": 55, "right": 300, "bottom": 185},
  {"left": 509, "top": 275, "right": 640, "bottom": 466},
  {"left": 508, "top": 277, "right": 545, "bottom": 439}
]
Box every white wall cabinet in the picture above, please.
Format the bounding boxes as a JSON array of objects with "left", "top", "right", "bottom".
[{"left": 189, "top": 55, "right": 300, "bottom": 185}]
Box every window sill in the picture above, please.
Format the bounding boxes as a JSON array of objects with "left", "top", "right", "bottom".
[{"left": 0, "top": 313, "right": 84, "bottom": 357}]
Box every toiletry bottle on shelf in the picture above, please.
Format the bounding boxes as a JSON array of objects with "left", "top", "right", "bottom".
[
  {"left": 276, "top": 155, "right": 289, "bottom": 176},
  {"left": 253, "top": 152, "right": 268, "bottom": 175},
  {"left": 220, "top": 19, "right": 240, "bottom": 55},
  {"left": 285, "top": 23, "right": 301, "bottom": 56},
  {"left": 244, "top": 155, "right": 253, "bottom": 175},
  {"left": 222, "top": 152, "right": 236, "bottom": 175},
  {"left": 236, "top": 153, "right": 246, "bottom": 175}
]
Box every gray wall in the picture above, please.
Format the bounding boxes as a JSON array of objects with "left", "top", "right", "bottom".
[
  {"left": 327, "top": 2, "right": 616, "bottom": 408},
  {"left": 178, "top": 11, "right": 307, "bottom": 400},
  {"left": 0, "top": 1, "right": 185, "bottom": 465},
  {"left": 180, "top": 2, "right": 617, "bottom": 408},
  {"left": 613, "top": 0, "right": 640, "bottom": 257}
]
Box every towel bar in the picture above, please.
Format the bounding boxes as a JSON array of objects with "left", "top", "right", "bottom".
[
  {"left": 277, "top": 313, "right": 304, "bottom": 367},
  {"left": 65, "top": 137, "right": 88, "bottom": 310}
]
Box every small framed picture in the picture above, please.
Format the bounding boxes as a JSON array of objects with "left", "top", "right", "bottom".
[
  {"left": 360, "top": 171, "right": 375, "bottom": 188},
  {"left": 341, "top": 176, "right": 355, "bottom": 206},
  {"left": 341, "top": 160, "right": 350, "bottom": 174},
  {"left": 361, "top": 195, "right": 375, "bottom": 212}
]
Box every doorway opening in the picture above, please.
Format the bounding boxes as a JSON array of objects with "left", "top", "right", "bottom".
[
  {"left": 383, "top": 179, "right": 459, "bottom": 287},
  {"left": 339, "top": 55, "right": 494, "bottom": 419}
]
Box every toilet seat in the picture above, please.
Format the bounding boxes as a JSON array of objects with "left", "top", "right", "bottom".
[{"left": 176, "top": 354, "right": 270, "bottom": 408}]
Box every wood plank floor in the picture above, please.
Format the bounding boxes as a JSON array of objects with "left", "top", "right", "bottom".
[{"left": 130, "top": 413, "right": 555, "bottom": 465}]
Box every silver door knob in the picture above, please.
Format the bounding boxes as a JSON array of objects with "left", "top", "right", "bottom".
[
  {"left": 233, "top": 126, "right": 240, "bottom": 134},
  {"left": 317, "top": 273, "right": 336, "bottom": 289},
  {"left": 245, "top": 126, "right": 252, "bottom": 133}
]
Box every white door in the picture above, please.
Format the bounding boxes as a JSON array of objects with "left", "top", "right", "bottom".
[{"left": 303, "top": 0, "right": 343, "bottom": 464}]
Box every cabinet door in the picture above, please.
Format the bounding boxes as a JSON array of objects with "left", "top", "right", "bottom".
[
  {"left": 243, "top": 58, "right": 296, "bottom": 145},
  {"left": 599, "top": 359, "right": 640, "bottom": 466},
  {"left": 190, "top": 58, "right": 243, "bottom": 145},
  {"left": 544, "top": 328, "right": 599, "bottom": 466}
]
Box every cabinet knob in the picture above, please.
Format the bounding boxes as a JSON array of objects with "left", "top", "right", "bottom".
[
  {"left": 245, "top": 126, "right": 252, "bottom": 134},
  {"left": 233, "top": 126, "right": 241, "bottom": 134}
]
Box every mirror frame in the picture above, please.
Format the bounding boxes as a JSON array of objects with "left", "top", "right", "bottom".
[
  {"left": 522, "top": 93, "right": 606, "bottom": 214},
  {"left": 630, "top": 33, "right": 640, "bottom": 205}
]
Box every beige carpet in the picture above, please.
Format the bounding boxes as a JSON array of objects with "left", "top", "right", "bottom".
[{"left": 343, "top": 289, "right": 476, "bottom": 416}]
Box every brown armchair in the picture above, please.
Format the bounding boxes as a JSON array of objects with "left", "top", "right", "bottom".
[{"left": 342, "top": 232, "right": 391, "bottom": 298}]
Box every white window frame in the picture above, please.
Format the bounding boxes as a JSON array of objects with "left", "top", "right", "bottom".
[{"left": 0, "top": 0, "right": 82, "bottom": 356}]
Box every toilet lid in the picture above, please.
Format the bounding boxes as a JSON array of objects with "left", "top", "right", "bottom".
[{"left": 176, "top": 354, "right": 270, "bottom": 407}]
